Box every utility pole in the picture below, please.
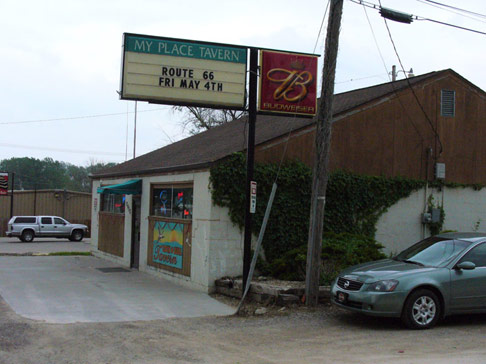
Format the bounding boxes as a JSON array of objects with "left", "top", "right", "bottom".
[
  {"left": 305, "top": 0, "right": 344, "bottom": 306},
  {"left": 242, "top": 48, "right": 258, "bottom": 292}
]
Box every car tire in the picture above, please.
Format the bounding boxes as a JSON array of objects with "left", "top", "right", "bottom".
[
  {"left": 21, "top": 230, "right": 35, "bottom": 243},
  {"left": 401, "top": 289, "right": 441, "bottom": 329},
  {"left": 70, "top": 230, "right": 84, "bottom": 242}
]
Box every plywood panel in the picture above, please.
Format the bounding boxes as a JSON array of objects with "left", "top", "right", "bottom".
[{"left": 98, "top": 212, "right": 125, "bottom": 257}]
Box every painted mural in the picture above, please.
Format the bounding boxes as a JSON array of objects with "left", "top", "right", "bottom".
[{"left": 152, "top": 221, "right": 184, "bottom": 269}]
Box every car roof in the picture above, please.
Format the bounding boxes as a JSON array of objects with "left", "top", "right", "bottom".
[{"left": 436, "top": 232, "right": 486, "bottom": 243}]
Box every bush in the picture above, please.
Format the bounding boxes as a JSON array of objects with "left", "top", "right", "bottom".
[
  {"left": 210, "top": 153, "right": 422, "bottom": 265},
  {"left": 262, "top": 233, "right": 386, "bottom": 284}
]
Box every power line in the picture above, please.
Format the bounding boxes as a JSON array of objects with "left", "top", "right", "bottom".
[
  {"left": 349, "top": 0, "right": 486, "bottom": 36},
  {"left": 378, "top": 0, "right": 443, "bottom": 155},
  {"left": 0, "top": 142, "right": 125, "bottom": 156},
  {"left": 417, "top": 0, "right": 486, "bottom": 24},
  {"left": 362, "top": 4, "right": 425, "bottom": 142},
  {"left": 336, "top": 73, "right": 387, "bottom": 84},
  {"left": 313, "top": 0, "right": 331, "bottom": 53},
  {"left": 422, "top": 0, "right": 486, "bottom": 19},
  {"left": 0, "top": 107, "right": 168, "bottom": 125}
]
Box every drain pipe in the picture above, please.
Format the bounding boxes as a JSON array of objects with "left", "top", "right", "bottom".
[{"left": 423, "top": 148, "right": 432, "bottom": 239}]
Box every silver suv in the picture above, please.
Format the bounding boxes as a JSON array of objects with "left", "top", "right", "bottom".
[{"left": 6, "top": 216, "right": 89, "bottom": 242}]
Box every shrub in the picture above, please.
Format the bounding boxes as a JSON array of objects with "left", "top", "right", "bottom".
[{"left": 261, "top": 233, "right": 386, "bottom": 284}]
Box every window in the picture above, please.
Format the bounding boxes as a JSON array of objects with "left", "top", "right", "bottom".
[
  {"left": 151, "top": 185, "right": 193, "bottom": 220},
  {"left": 458, "top": 243, "right": 486, "bottom": 268},
  {"left": 54, "top": 217, "right": 65, "bottom": 225},
  {"left": 441, "top": 89, "right": 455, "bottom": 117},
  {"left": 100, "top": 193, "right": 125, "bottom": 214},
  {"left": 14, "top": 217, "right": 36, "bottom": 224},
  {"left": 41, "top": 217, "right": 52, "bottom": 224}
]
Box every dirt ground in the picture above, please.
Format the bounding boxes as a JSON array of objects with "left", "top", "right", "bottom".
[{"left": 2, "top": 293, "right": 486, "bottom": 364}]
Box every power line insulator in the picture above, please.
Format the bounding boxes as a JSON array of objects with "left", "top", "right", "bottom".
[{"left": 380, "top": 7, "right": 413, "bottom": 24}]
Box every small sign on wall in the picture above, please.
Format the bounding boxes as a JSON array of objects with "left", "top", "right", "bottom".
[
  {"left": 250, "top": 181, "right": 257, "bottom": 214},
  {"left": 0, "top": 172, "right": 8, "bottom": 195}
]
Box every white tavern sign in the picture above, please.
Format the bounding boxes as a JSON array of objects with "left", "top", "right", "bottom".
[{"left": 120, "top": 34, "right": 248, "bottom": 109}]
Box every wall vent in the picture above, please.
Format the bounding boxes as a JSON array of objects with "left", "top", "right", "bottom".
[{"left": 441, "top": 89, "right": 455, "bottom": 117}]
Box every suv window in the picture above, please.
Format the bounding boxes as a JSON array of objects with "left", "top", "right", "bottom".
[
  {"left": 41, "top": 217, "right": 53, "bottom": 224},
  {"left": 14, "top": 217, "right": 36, "bottom": 224},
  {"left": 54, "top": 218, "right": 65, "bottom": 225}
]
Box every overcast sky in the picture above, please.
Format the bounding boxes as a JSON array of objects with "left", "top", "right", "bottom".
[{"left": 1, "top": 0, "right": 485, "bottom": 166}]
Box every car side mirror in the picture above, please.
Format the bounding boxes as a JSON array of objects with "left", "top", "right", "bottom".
[{"left": 456, "top": 261, "right": 476, "bottom": 270}]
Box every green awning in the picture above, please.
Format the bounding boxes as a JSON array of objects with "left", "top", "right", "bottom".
[{"left": 97, "top": 179, "right": 142, "bottom": 195}]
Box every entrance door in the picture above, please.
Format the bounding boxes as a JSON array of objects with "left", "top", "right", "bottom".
[{"left": 130, "top": 196, "right": 141, "bottom": 269}]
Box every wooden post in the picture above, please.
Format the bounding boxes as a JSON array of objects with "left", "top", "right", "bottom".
[
  {"left": 10, "top": 172, "right": 14, "bottom": 219},
  {"left": 305, "top": 0, "right": 344, "bottom": 306}
]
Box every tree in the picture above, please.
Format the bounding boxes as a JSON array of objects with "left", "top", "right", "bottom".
[
  {"left": 173, "top": 106, "right": 246, "bottom": 135},
  {"left": 0, "top": 157, "right": 116, "bottom": 192}
]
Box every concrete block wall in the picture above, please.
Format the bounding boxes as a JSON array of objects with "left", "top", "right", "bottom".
[
  {"left": 376, "top": 186, "right": 486, "bottom": 255},
  {"left": 208, "top": 203, "right": 244, "bottom": 285}
]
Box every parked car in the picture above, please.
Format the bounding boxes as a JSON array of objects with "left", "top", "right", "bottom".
[
  {"left": 331, "top": 232, "right": 486, "bottom": 329},
  {"left": 6, "top": 216, "right": 88, "bottom": 242}
]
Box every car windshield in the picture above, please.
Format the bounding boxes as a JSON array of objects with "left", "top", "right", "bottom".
[{"left": 394, "top": 236, "right": 471, "bottom": 267}]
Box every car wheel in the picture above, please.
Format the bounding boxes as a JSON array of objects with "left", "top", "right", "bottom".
[
  {"left": 21, "top": 230, "right": 35, "bottom": 243},
  {"left": 71, "top": 230, "right": 84, "bottom": 242},
  {"left": 402, "top": 289, "right": 441, "bottom": 329}
]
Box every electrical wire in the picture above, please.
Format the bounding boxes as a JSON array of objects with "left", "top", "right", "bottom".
[
  {"left": 349, "top": 0, "right": 486, "bottom": 36},
  {"left": 313, "top": 0, "right": 331, "bottom": 54},
  {"left": 362, "top": 4, "right": 425, "bottom": 142},
  {"left": 417, "top": 0, "right": 486, "bottom": 24},
  {"left": 378, "top": 0, "right": 443, "bottom": 155},
  {"left": 422, "top": 0, "right": 486, "bottom": 19},
  {"left": 0, "top": 142, "right": 125, "bottom": 157},
  {"left": 0, "top": 107, "right": 169, "bottom": 125},
  {"left": 336, "top": 73, "right": 387, "bottom": 84}
]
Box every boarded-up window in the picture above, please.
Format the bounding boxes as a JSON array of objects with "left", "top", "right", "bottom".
[{"left": 441, "top": 89, "right": 455, "bottom": 117}]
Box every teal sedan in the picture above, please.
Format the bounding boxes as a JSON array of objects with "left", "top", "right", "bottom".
[{"left": 331, "top": 232, "right": 486, "bottom": 329}]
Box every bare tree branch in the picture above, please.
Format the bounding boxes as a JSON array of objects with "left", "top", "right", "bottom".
[{"left": 173, "top": 106, "right": 247, "bottom": 135}]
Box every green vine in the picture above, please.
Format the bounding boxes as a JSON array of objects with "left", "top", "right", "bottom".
[{"left": 209, "top": 153, "right": 425, "bottom": 263}]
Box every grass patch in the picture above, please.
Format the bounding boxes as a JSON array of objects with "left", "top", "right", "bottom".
[{"left": 48, "top": 252, "right": 92, "bottom": 256}]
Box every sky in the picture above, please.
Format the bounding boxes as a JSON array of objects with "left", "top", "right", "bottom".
[{"left": 1, "top": 0, "right": 485, "bottom": 167}]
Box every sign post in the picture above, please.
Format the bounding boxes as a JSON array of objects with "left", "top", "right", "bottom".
[{"left": 119, "top": 33, "right": 319, "bottom": 299}]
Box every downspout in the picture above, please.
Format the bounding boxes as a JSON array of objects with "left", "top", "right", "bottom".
[{"left": 423, "top": 147, "right": 432, "bottom": 239}]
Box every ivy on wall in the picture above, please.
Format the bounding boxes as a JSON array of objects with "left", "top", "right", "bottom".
[{"left": 209, "top": 153, "right": 425, "bottom": 264}]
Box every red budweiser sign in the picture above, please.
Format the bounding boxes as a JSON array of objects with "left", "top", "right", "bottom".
[
  {"left": 258, "top": 50, "right": 318, "bottom": 116},
  {"left": 0, "top": 173, "right": 8, "bottom": 195}
]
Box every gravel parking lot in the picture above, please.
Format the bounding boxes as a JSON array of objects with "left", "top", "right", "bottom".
[{"left": 2, "top": 292, "right": 486, "bottom": 364}]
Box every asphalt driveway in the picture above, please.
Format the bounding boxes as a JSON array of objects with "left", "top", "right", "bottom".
[
  {"left": 0, "top": 237, "right": 92, "bottom": 254},
  {"left": 0, "top": 255, "right": 233, "bottom": 324}
]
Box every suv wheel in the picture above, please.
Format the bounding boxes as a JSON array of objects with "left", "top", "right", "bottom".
[
  {"left": 70, "top": 230, "right": 84, "bottom": 242},
  {"left": 21, "top": 230, "right": 35, "bottom": 243}
]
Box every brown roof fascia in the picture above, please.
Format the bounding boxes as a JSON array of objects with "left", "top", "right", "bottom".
[{"left": 89, "top": 162, "right": 212, "bottom": 180}]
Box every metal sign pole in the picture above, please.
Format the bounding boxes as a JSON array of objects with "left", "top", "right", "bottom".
[{"left": 243, "top": 47, "right": 258, "bottom": 292}]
